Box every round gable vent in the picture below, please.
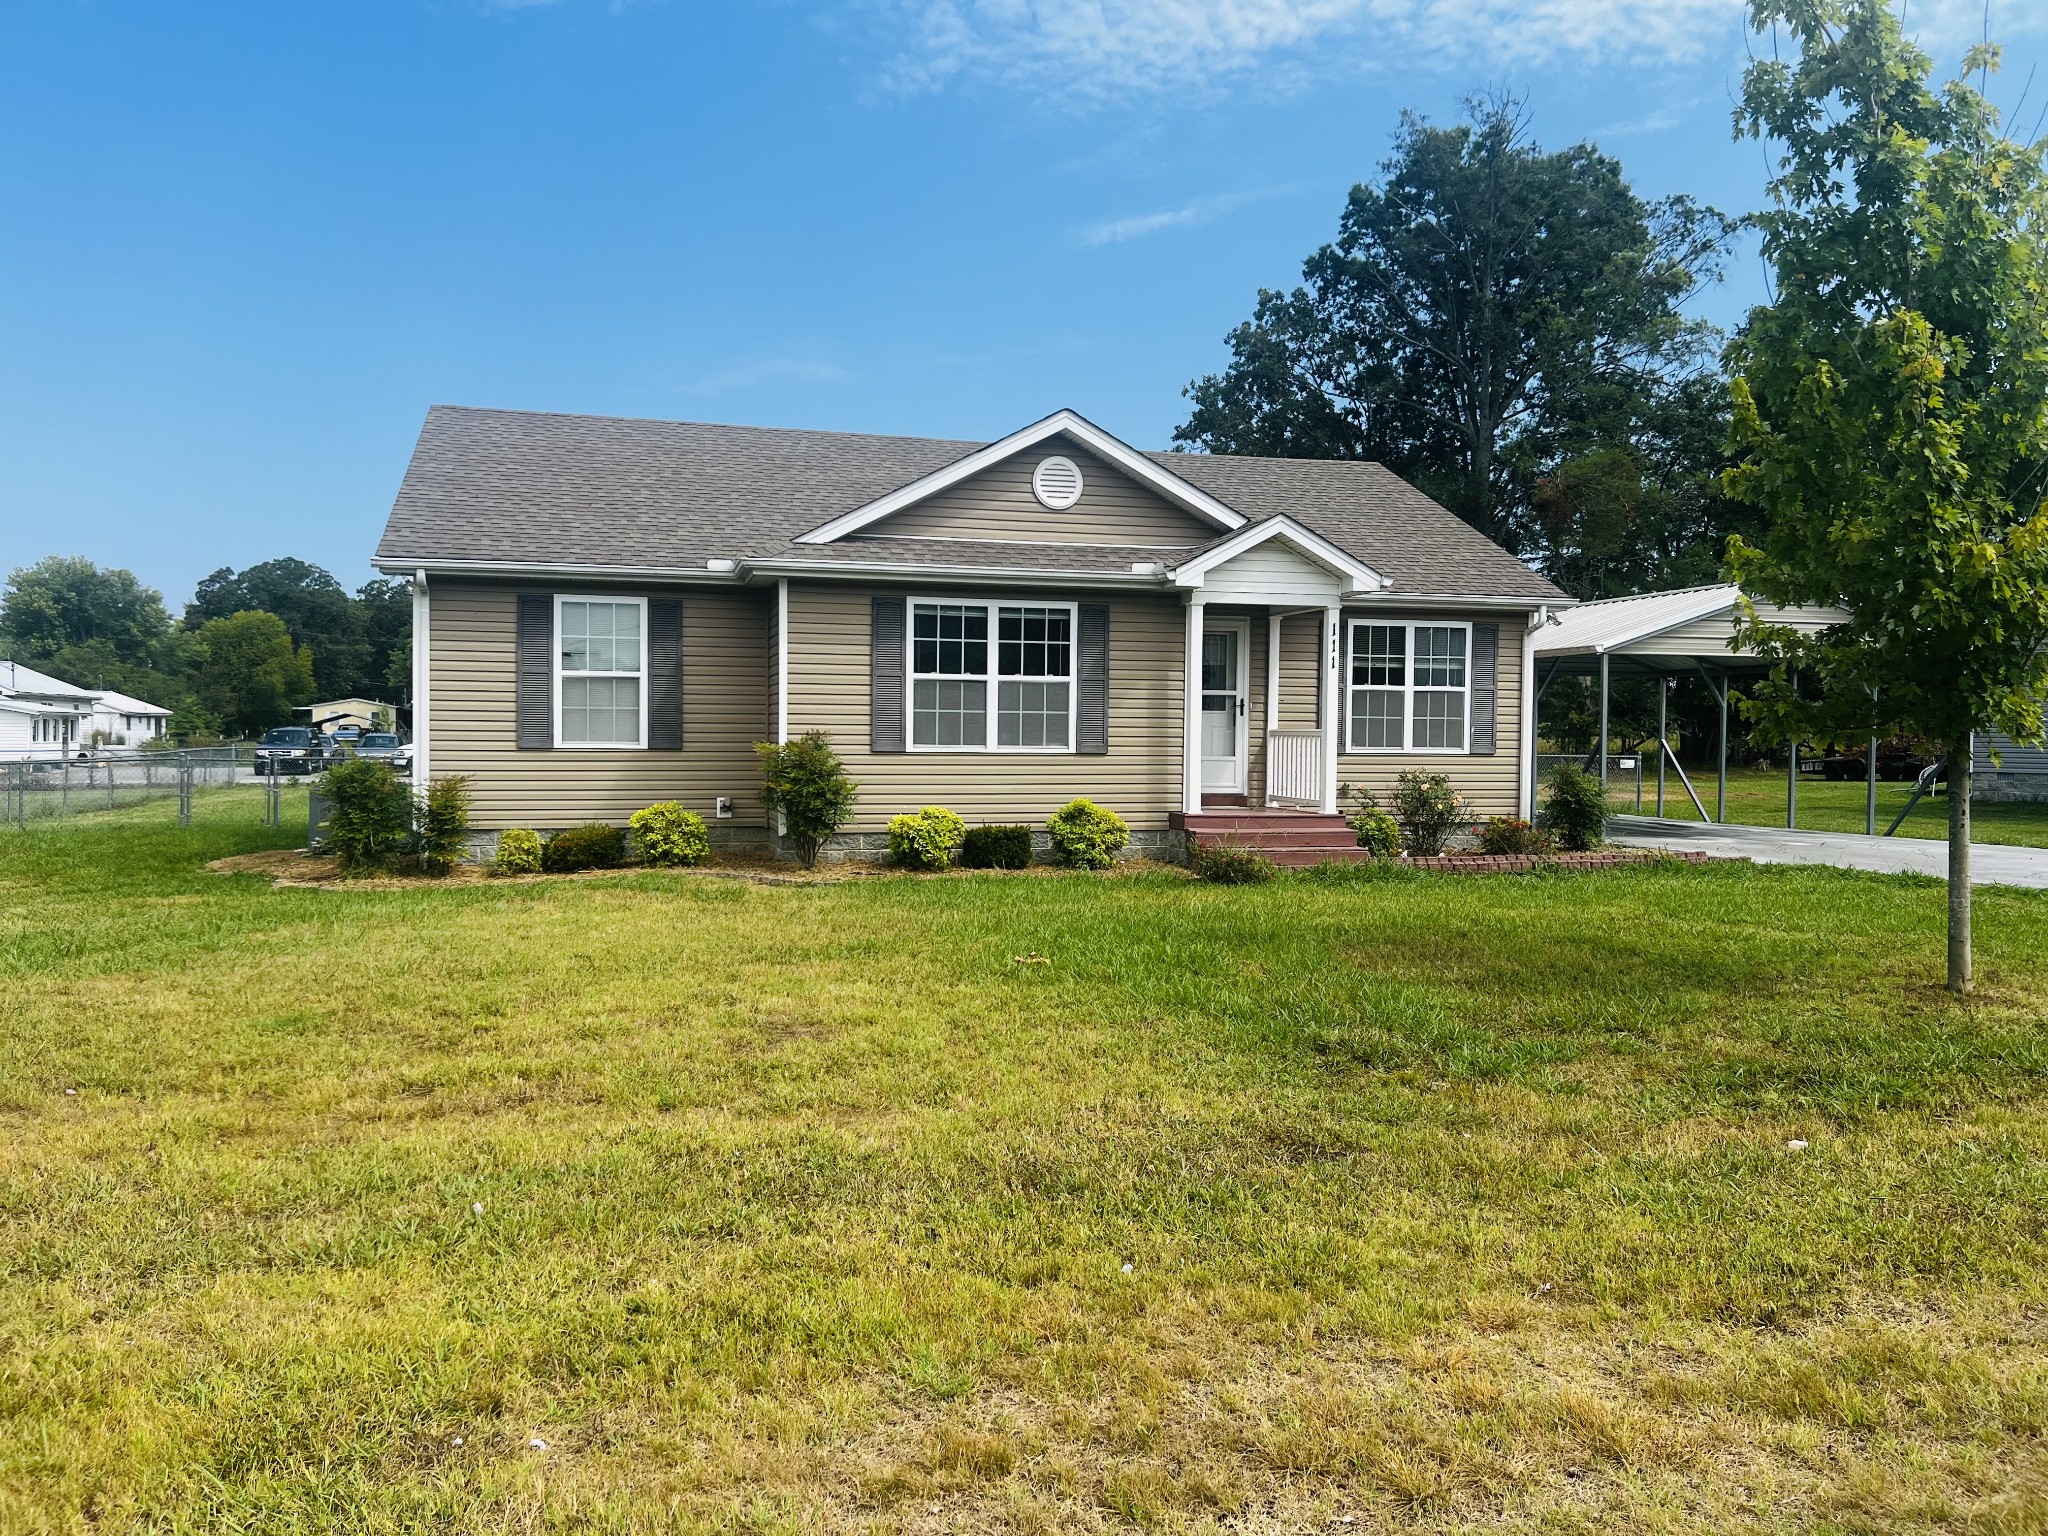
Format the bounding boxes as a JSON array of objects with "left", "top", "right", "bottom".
[{"left": 1032, "top": 455, "right": 1084, "bottom": 510}]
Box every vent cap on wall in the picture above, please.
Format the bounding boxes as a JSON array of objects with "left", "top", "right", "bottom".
[{"left": 1031, "top": 455, "right": 1084, "bottom": 510}]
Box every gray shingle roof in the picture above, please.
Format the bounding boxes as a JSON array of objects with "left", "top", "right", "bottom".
[{"left": 375, "top": 405, "right": 1564, "bottom": 601}]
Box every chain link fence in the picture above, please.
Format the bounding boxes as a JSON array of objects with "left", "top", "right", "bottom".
[{"left": 0, "top": 747, "right": 242, "bottom": 828}]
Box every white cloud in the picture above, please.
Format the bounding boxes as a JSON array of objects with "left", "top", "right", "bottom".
[
  {"left": 875, "top": 0, "right": 1756, "bottom": 99},
  {"left": 1076, "top": 187, "right": 1282, "bottom": 246}
]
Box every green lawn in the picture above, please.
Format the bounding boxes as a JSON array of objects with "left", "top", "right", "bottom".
[
  {"left": 6, "top": 792, "right": 2048, "bottom": 1532},
  {"left": 1604, "top": 763, "right": 2048, "bottom": 847}
]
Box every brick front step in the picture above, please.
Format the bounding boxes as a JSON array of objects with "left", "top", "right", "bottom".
[{"left": 1170, "top": 811, "right": 1349, "bottom": 833}]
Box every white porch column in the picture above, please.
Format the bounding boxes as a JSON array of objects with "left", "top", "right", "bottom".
[
  {"left": 1321, "top": 603, "right": 1342, "bottom": 814},
  {"left": 1183, "top": 595, "right": 1206, "bottom": 814},
  {"left": 410, "top": 569, "right": 430, "bottom": 791},
  {"left": 1265, "top": 612, "right": 1282, "bottom": 809}
]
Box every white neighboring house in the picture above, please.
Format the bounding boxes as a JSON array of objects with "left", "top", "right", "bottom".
[
  {"left": 87, "top": 687, "right": 172, "bottom": 747},
  {"left": 0, "top": 661, "right": 98, "bottom": 762},
  {"left": 0, "top": 660, "right": 169, "bottom": 761}
]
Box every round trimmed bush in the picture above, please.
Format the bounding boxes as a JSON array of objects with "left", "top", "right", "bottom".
[
  {"left": 630, "top": 801, "right": 711, "bottom": 867},
  {"left": 541, "top": 823, "right": 626, "bottom": 873},
  {"left": 494, "top": 828, "right": 543, "bottom": 875},
  {"left": 1046, "top": 798, "right": 1128, "bottom": 870},
  {"left": 959, "top": 824, "right": 1033, "bottom": 870},
  {"left": 888, "top": 805, "right": 968, "bottom": 870}
]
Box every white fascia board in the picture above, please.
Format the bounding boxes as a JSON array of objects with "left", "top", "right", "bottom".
[
  {"left": 1168, "top": 515, "right": 1386, "bottom": 595},
  {"left": 740, "top": 557, "right": 1169, "bottom": 589},
  {"left": 1351, "top": 594, "right": 1564, "bottom": 615},
  {"left": 373, "top": 558, "right": 747, "bottom": 583},
  {"left": 793, "top": 409, "right": 1247, "bottom": 545}
]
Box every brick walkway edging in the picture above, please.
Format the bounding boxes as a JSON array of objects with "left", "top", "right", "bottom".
[{"left": 1392, "top": 849, "right": 1718, "bottom": 875}]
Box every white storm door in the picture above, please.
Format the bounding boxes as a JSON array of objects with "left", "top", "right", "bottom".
[{"left": 1200, "top": 620, "right": 1249, "bottom": 794}]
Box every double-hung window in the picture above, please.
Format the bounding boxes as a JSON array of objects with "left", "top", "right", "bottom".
[
  {"left": 556, "top": 596, "right": 646, "bottom": 747},
  {"left": 1347, "top": 621, "right": 1470, "bottom": 753},
  {"left": 911, "top": 599, "right": 1074, "bottom": 751}
]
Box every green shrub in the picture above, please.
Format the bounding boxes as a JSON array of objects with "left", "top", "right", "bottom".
[
  {"left": 1341, "top": 783, "right": 1403, "bottom": 859},
  {"left": 494, "top": 828, "right": 543, "bottom": 875},
  {"left": 414, "top": 775, "right": 472, "bottom": 876},
  {"left": 317, "top": 757, "right": 413, "bottom": 873},
  {"left": 542, "top": 823, "right": 626, "bottom": 873},
  {"left": 630, "top": 801, "right": 711, "bottom": 867},
  {"left": 1046, "top": 798, "right": 1129, "bottom": 870},
  {"left": 888, "top": 806, "right": 967, "bottom": 870},
  {"left": 1540, "top": 763, "right": 1608, "bottom": 851},
  {"left": 959, "top": 824, "right": 1033, "bottom": 869},
  {"left": 756, "top": 731, "right": 858, "bottom": 868},
  {"left": 1475, "top": 815, "right": 1555, "bottom": 856},
  {"left": 1187, "top": 838, "right": 1276, "bottom": 884},
  {"left": 1391, "top": 770, "right": 1468, "bottom": 857}
]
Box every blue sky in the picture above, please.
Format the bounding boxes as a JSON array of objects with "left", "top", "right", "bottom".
[{"left": 2, "top": 0, "right": 2043, "bottom": 607}]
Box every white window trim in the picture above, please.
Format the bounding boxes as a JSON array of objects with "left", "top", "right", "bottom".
[
  {"left": 1346, "top": 619, "right": 1473, "bottom": 755},
  {"left": 906, "top": 596, "right": 1080, "bottom": 754},
  {"left": 553, "top": 593, "right": 650, "bottom": 751}
]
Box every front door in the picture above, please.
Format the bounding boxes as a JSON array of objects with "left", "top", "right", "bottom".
[{"left": 1200, "top": 620, "right": 1249, "bottom": 795}]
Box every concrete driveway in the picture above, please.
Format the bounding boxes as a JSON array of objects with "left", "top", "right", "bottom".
[{"left": 1607, "top": 815, "right": 2048, "bottom": 890}]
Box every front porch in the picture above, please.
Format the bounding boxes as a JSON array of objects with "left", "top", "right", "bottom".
[{"left": 1171, "top": 514, "right": 1385, "bottom": 819}]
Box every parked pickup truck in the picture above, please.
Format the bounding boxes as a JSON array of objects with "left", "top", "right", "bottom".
[{"left": 255, "top": 726, "right": 324, "bottom": 776}]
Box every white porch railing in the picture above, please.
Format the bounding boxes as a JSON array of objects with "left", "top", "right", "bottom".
[{"left": 1267, "top": 730, "right": 1323, "bottom": 806}]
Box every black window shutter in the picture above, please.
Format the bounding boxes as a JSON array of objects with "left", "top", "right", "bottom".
[
  {"left": 1077, "top": 602, "right": 1109, "bottom": 754},
  {"left": 516, "top": 594, "right": 553, "bottom": 750},
  {"left": 1469, "top": 623, "right": 1499, "bottom": 756},
  {"left": 648, "top": 597, "right": 683, "bottom": 750},
  {"left": 871, "top": 596, "right": 905, "bottom": 753}
]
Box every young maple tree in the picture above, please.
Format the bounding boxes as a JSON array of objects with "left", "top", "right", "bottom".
[{"left": 1724, "top": 0, "right": 2048, "bottom": 993}]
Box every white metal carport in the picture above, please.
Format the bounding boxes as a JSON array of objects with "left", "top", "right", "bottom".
[{"left": 1532, "top": 585, "right": 1851, "bottom": 827}]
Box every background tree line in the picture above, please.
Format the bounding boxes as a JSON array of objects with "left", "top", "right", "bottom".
[
  {"left": 1176, "top": 93, "right": 1762, "bottom": 758},
  {"left": 0, "top": 554, "right": 409, "bottom": 739}
]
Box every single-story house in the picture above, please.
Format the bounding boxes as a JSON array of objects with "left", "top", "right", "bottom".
[
  {"left": 299, "top": 698, "right": 395, "bottom": 733},
  {"left": 372, "top": 406, "right": 1571, "bottom": 859},
  {"left": 0, "top": 661, "right": 100, "bottom": 762},
  {"left": 87, "top": 687, "right": 172, "bottom": 747}
]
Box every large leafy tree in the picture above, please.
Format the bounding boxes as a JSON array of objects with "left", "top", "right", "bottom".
[
  {"left": 0, "top": 556, "right": 173, "bottom": 669},
  {"left": 1725, "top": 0, "right": 2048, "bottom": 993},
  {"left": 0, "top": 556, "right": 187, "bottom": 704},
  {"left": 1177, "top": 96, "right": 1735, "bottom": 561},
  {"left": 187, "top": 558, "right": 371, "bottom": 701},
  {"left": 188, "top": 610, "right": 315, "bottom": 737}
]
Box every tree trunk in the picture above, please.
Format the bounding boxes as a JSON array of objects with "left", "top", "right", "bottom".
[{"left": 1948, "top": 737, "right": 1972, "bottom": 995}]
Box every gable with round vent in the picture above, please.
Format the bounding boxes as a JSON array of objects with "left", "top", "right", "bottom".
[{"left": 1031, "top": 455, "right": 1084, "bottom": 510}]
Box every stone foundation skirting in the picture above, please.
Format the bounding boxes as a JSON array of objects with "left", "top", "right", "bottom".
[{"left": 791, "top": 827, "right": 1187, "bottom": 866}]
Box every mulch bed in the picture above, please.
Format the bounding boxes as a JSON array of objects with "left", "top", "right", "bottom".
[{"left": 1399, "top": 848, "right": 1718, "bottom": 874}]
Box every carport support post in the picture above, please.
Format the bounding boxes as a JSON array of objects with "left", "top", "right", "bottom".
[
  {"left": 1866, "top": 736, "right": 1878, "bottom": 837},
  {"left": 1656, "top": 679, "right": 1667, "bottom": 818},
  {"left": 1597, "top": 651, "right": 1610, "bottom": 793}
]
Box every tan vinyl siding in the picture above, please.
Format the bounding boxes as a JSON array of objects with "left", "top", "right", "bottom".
[
  {"left": 1275, "top": 613, "right": 1323, "bottom": 732},
  {"left": 429, "top": 581, "right": 771, "bottom": 828},
  {"left": 1336, "top": 609, "right": 1523, "bottom": 816},
  {"left": 785, "top": 581, "right": 1185, "bottom": 828},
  {"left": 857, "top": 435, "right": 1218, "bottom": 546}
]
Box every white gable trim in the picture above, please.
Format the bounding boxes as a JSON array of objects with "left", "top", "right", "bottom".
[
  {"left": 1168, "top": 515, "right": 1387, "bottom": 597},
  {"left": 793, "top": 409, "right": 1248, "bottom": 544}
]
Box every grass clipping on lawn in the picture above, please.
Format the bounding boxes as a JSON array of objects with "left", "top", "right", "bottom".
[{"left": 4, "top": 789, "right": 2048, "bottom": 1532}]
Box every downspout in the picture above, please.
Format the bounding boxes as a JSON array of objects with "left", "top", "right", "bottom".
[
  {"left": 775, "top": 577, "right": 789, "bottom": 744},
  {"left": 411, "top": 569, "right": 430, "bottom": 791},
  {"left": 1520, "top": 607, "right": 1545, "bottom": 821}
]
